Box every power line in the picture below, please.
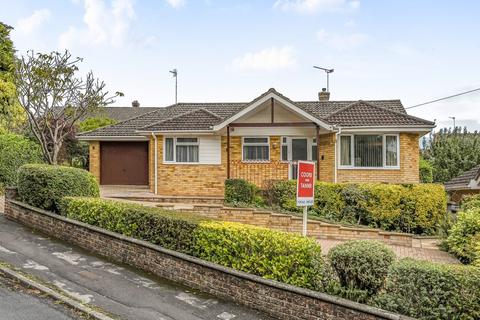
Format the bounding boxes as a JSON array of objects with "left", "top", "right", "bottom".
[{"left": 406, "top": 87, "right": 480, "bottom": 109}]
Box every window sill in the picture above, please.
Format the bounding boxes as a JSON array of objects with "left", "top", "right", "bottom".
[
  {"left": 163, "top": 162, "right": 200, "bottom": 165},
  {"left": 338, "top": 166, "right": 400, "bottom": 170},
  {"left": 241, "top": 160, "right": 271, "bottom": 164}
]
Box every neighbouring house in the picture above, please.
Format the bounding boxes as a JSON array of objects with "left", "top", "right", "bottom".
[
  {"left": 445, "top": 165, "right": 480, "bottom": 203},
  {"left": 77, "top": 88, "right": 435, "bottom": 197},
  {"left": 81, "top": 100, "right": 161, "bottom": 122}
]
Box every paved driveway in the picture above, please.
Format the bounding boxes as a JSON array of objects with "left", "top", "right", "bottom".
[{"left": 0, "top": 215, "right": 270, "bottom": 320}]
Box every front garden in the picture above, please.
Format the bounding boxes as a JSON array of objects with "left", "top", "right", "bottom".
[{"left": 9, "top": 164, "right": 480, "bottom": 319}]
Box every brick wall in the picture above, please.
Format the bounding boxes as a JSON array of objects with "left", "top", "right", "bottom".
[
  {"left": 89, "top": 141, "right": 100, "bottom": 182},
  {"left": 4, "top": 197, "right": 408, "bottom": 320}
]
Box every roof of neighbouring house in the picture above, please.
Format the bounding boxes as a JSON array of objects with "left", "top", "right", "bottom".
[
  {"left": 82, "top": 106, "right": 162, "bottom": 122},
  {"left": 77, "top": 88, "right": 435, "bottom": 138},
  {"left": 445, "top": 165, "right": 480, "bottom": 191}
]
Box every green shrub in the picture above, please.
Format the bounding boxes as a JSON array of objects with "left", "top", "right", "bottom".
[
  {"left": 224, "top": 179, "right": 257, "bottom": 204},
  {"left": 60, "top": 197, "right": 207, "bottom": 253},
  {"left": 373, "top": 259, "right": 480, "bottom": 320},
  {"left": 419, "top": 158, "right": 434, "bottom": 183},
  {"left": 269, "top": 181, "right": 448, "bottom": 235},
  {"left": 266, "top": 179, "right": 298, "bottom": 212},
  {"left": 17, "top": 164, "right": 99, "bottom": 212},
  {"left": 79, "top": 117, "right": 117, "bottom": 132},
  {"left": 0, "top": 133, "right": 43, "bottom": 191},
  {"left": 462, "top": 194, "right": 480, "bottom": 211},
  {"left": 193, "top": 221, "right": 323, "bottom": 289},
  {"left": 327, "top": 240, "right": 395, "bottom": 296},
  {"left": 445, "top": 209, "right": 480, "bottom": 264}
]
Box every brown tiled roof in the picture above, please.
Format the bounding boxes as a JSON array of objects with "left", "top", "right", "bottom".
[
  {"left": 78, "top": 88, "right": 434, "bottom": 138},
  {"left": 445, "top": 165, "right": 480, "bottom": 191},
  {"left": 82, "top": 106, "right": 162, "bottom": 122}
]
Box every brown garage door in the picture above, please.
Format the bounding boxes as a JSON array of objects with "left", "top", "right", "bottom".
[{"left": 100, "top": 141, "right": 149, "bottom": 185}]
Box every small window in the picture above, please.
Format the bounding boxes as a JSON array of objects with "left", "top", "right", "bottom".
[
  {"left": 281, "top": 137, "right": 288, "bottom": 161},
  {"left": 243, "top": 137, "right": 269, "bottom": 161},
  {"left": 312, "top": 138, "right": 317, "bottom": 161},
  {"left": 340, "top": 136, "right": 352, "bottom": 166},
  {"left": 385, "top": 135, "right": 398, "bottom": 167},
  {"left": 164, "top": 137, "right": 199, "bottom": 163}
]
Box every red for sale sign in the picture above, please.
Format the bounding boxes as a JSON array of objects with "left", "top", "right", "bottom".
[{"left": 296, "top": 161, "right": 315, "bottom": 206}]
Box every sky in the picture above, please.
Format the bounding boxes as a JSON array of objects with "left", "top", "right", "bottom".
[{"left": 1, "top": 0, "right": 480, "bottom": 131}]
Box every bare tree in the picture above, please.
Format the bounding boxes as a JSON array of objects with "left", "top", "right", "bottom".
[{"left": 15, "top": 50, "right": 122, "bottom": 164}]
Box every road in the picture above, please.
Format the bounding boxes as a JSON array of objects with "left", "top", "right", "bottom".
[
  {"left": 0, "top": 214, "right": 269, "bottom": 320},
  {"left": 0, "top": 275, "right": 82, "bottom": 320}
]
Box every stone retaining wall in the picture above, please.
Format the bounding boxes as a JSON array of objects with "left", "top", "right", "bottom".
[{"left": 4, "top": 195, "right": 410, "bottom": 320}]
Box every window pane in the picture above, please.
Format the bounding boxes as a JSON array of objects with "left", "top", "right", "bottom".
[
  {"left": 354, "top": 135, "right": 382, "bottom": 167},
  {"left": 282, "top": 137, "right": 287, "bottom": 144},
  {"left": 386, "top": 135, "right": 398, "bottom": 166},
  {"left": 243, "top": 146, "right": 269, "bottom": 161},
  {"left": 177, "top": 137, "right": 197, "bottom": 143},
  {"left": 340, "top": 136, "right": 351, "bottom": 166},
  {"left": 312, "top": 146, "right": 317, "bottom": 161},
  {"left": 244, "top": 137, "right": 268, "bottom": 144},
  {"left": 281, "top": 145, "right": 288, "bottom": 161},
  {"left": 165, "top": 138, "right": 174, "bottom": 161},
  {"left": 176, "top": 145, "right": 199, "bottom": 162}
]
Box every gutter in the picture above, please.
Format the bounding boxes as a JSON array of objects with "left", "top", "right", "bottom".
[
  {"left": 333, "top": 126, "right": 342, "bottom": 183},
  {"left": 151, "top": 133, "right": 158, "bottom": 194}
]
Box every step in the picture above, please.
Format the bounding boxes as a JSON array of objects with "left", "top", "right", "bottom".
[{"left": 109, "top": 195, "right": 224, "bottom": 205}]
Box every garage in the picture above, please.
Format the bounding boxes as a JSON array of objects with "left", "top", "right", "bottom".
[{"left": 100, "top": 141, "right": 149, "bottom": 185}]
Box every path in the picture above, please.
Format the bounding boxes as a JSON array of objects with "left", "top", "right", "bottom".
[{"left": 0, "top": 215, "right": 270, "bottom": 320}]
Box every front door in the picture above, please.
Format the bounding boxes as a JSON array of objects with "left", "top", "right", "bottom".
[{"left": 291, "top": 138, "right": 308, "bottom": 178}]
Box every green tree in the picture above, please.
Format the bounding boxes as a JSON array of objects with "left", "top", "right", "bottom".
[
  {"left": 79, "top": 117, "right": 117, "bottom": 132},
  {"left": 422, "top": 127, "right": 480, "bottom": 183}
]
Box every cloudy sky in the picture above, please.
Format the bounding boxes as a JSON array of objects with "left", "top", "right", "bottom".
[{"left": 1, "top": 0, "right": 480, "bottom": 130}]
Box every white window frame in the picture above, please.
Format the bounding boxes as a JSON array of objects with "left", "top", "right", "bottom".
[
  {"left": 280, "top": 136, "right": 318, "bottom": 162},
  {"left": 163, "top": 137, "right": 200, "bottom": 164},
  {"left": 338, "top": 133, "right": 400, "bottom": 169},
  {"left": 242, "top": 136, "right": 270, "bottom": 162}
]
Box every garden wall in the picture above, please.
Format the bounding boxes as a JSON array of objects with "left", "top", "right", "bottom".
[{"left": 4, "top": 193, "right": 410, "bottom": 320}]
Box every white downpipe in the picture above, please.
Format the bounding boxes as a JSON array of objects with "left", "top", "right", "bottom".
[
  {"left": 334, "top": 126, "right": 342, "bottom": 183},
  {"left": 151, "top": 133, "right": 158, "bottom": 194}
]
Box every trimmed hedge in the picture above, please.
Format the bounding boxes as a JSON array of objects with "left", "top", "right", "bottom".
[
  {"left": 60, "top": 197, "right": 324, "bottom": 289},
  {"left": 193, "top": 221, "right": 323, "bottom": 289},
  {"left": 0, "top": 133, "right": 43, "bottom": 192},
  {"left": 445, "top": 209, "right": 480, "bottom": 264},
  {"left": 17, "top": 164, "right": 99, "bottom": 212},
  {"left": 373, "top": 259, "right": 480, "bottom": 320},
  {"left": 267, "top": 181, "right": 448, "bottom": 235},
  {"left": 327, "top": 240, "right": 395, "bottom": 296},
  {"left": 224, "top": 178, "right": 258, "bottom": 204}
]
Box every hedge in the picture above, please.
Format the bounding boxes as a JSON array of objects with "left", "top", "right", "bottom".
[
  {"left": 445, "top": 209, "right": 480, "bottom": 264},
  {"left": 373, "top": 259, "right": 480, "bottom": 320},
  {"left": 461, "top": 194, "right": 480, "bottom": 211},
  {"left": 327, "top": 240, "right": 395, "bottom": 296},
  {"left": 0, "top": 133, "right": 43, "bottom": 192},
  {"left": 224, "top": 179, "right": 258, "bottom": 204},
  {"left": 419, "top": 158, "right": 434, "bottom": 183},
  {"left": 17, "top": 164, "right": 99, "bottom": 212},
  {"left": 60, "top": 197, "right": 324, "bottom": 289},
  {"left": 266, "top": 181, "right": 448, "bottom": 235}
]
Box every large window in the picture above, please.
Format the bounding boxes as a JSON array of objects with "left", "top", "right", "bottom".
[
  {"left": 164, "top": 137, "right": 199, "bottom": 163},
  {"left": 339, "top": 134, "right": 399, "bottom": 168},
  {"left": 243, "top": 137, "right": 269, "bottom": 161}
]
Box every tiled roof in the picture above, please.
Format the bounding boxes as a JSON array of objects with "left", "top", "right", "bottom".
[
  {"left": 83, "top": 106, "right": 162, "bottom": 122},
  {"left": 324, "top": 101, "right": 435, "bottom": 127},
  {"left": 78, "top": 88, "right": 434, "bottom": 138},
  {"left": 445, "top": 165, "right": 480, "bottom": 191}
]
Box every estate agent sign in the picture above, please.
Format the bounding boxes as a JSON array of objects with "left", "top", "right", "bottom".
[{"left": 296, "top": 161, "right": 315, "bottom": 236}]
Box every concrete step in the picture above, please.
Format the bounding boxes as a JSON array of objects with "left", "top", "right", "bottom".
[{"left": 109, "top": 195, "right": 224, "bottom": 205}]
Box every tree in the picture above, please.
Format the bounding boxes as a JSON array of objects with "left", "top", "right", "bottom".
[
  {"left": 422, "top": 127, "right": 480, "bottom": 183},
  {"left": 15, "top": 50, "right": 122, "bottom": 164},
  {"left": 79, "top": 116, "right": 117, "bottom": 132},
  {"left": 0, "top": 22, "right": 25, "bottom": 131}
]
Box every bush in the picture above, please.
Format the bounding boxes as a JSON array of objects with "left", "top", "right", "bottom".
[
  {"left": 78, "top": 117, "right": 117, "bottom": 133},
  {"left": 17, "top": 164, "right": 99, "bottom": 212},
  {"left": 0, "top": 133, "right": 43, "bottom": 191},
  {"left": 224, "top": 179, "right": 257, "bottom": 204},
  {"left": 269, "top": 181, "right": 448, "bottom": 235},
  {"left": 193, "top": 221, "right": 323, "bottom": 289},
  {"left": 327, "top": 240, "right": 395, "bottom": 296},
  {"left": 461, "top": 194, "right": 480, "bottom": 211},
  {"left": 60, "top": 197, "right": 207, "bottom": 253},
  {"left": 419, "top": 158, "right": 434, "bottom": 183},
  {"left": 445, "top": 209, "right": 480, "bottom": 264},
  {"left": 373, "top": 259, "right": 480, "bottom": 320}
]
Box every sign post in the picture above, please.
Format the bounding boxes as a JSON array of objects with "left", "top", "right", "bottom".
[{"left": 296, "top": 161, "right": 315, "bottom": 236}]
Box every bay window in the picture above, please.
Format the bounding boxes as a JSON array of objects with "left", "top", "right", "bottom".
[
  {"left": 164, "top": 137, "right": 199, "bottom": 163},
  {"left": 339, "top": 134, "right": 399, "bottom": 168},
  {"left": 243, "top": 137, "right": 269, "bottom": 161}
]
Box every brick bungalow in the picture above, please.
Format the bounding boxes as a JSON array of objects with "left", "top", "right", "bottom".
[{"left": 77, "top": 88, "right": 435, "bottom": 197}]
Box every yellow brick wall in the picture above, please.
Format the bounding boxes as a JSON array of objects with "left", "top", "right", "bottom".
[
  {"left": 89, "top": 141, "right": 100, "bottom": 182},
  {"left": 336, "top": 133, "right": 420, "bottom": 183},
  {"left": 318, "top": 133, "right": 335, "bottom": 182}
]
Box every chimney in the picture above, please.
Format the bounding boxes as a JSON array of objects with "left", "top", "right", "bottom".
[
  {"left": 318, "top": 88, "right": 330, "bottom": 101},
  {"left": 132, "top": 100, "right": 140, "bottom": 108}
]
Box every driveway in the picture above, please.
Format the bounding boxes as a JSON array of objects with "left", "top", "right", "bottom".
[{"left": 0, "top": 215, "right": 269, "bottom": 320}]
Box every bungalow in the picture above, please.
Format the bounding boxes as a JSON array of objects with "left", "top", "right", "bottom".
[{"left": 77, "top": 88, "right": 435, "bottom": 197}]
